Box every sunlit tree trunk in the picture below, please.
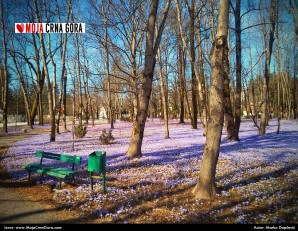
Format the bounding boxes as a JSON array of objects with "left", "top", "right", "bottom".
[
  {"left": 175, "top": 0, "right": 198, "bottom": 129},
  {"left": 189, "top": 0, "right": 198, "bottom": 129},
  {"left": 70, "top": 5, "right": 82, "bottom": 126},
  {"left": 178, "top": 43, "right": 185, "bottom": 123},
  {"left": 47, "top": 33, "right": 58, "bottom": 133},
  {"left": 196, "top": 17, "right": 208, "bottom": 136},
  {"left": 126, "top": 0, "right": 171, "bottom": 158},
  {"left": 30, "top": 33, "right": 44, "bottom": 128},
  {"left": 56, "top": 1, "right": 70, "bottom": 132},
  {"left": 10, "top": 42, "right": 32, "bottom": 129},
  {"left": 193, "top": 0, "right": 229, "bottom": 200},
  {"left": 35, "top": 0, "right": 55, "bottom": 141},
  {"left": 102, "top": 2, "right": 114, "bottom": 129},
  {"left": 157, "top": 47, "right": 169, "bottom": 139},
  {"left": 260, "top": 0, "right": 276, "bottom": 135},
  {"left": 131, "top": 13, "right": 139, "bottom": 123}
]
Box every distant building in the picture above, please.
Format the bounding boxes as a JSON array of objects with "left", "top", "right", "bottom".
[{"left": 99, "top": 107, "right": 107, "bottom": 119}]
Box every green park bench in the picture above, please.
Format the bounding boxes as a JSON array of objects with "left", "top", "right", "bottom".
[{"left": 22, "top": 151, "right": 82, "bottom": 188}]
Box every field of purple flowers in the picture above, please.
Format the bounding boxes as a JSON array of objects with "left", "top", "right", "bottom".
[{"left": 3, "top": 118, "right": 298, "bottom": 224}]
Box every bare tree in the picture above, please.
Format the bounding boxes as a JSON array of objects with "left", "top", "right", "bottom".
[
  {"left": 0, "top": 0, "right": 8, "bottom": 133},
  {"left": 175, "top": 0, "right": 198, "bottom": 129},
  {"left": 126, "top": 0, "right": 171, "bottom": 159},
  {"left": 196, "top": 6, "right": 208, "bottom": 136},
  {"left": 34, "top": 0, "right": 56, "bottom": 141},
  {"left": 231, "top": 0, "right": 241, "bottom": 141},
  {"left": 193, "top": 0, "right": 230, "bottom": 200},
  {"left": 175, "top": 0, "right": 208, "bottom": 134},
  {"left": 157, "top": 46, "right": 169, "bottom": 138},
  {"left": 56, "top": 0, "right": 71, "bottom": 132},
  {"left": 259, "top": 0, "right": 276, "bottom": 135},
  {"left": 178, "top": 42, "right": 185, "bottom": 123},
  {"left": 102, "top": 1, "right": 114, "bottom": 129}
]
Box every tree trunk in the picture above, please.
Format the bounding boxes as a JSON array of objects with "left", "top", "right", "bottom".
[
  {"left": 47, "top": 33, "right": 58, "bottom": 134},
  {"left": 57, "top": 3, "right": 69, "bottom": 132},
  {"left": 248, "top": 29, "right": 257, "bottom": 126},
  {"left": 30, "top": 69, "right": 45, "bottom": 127},
  {"left": 260, "top": 0, "right": 276, "bottom": 135},
  {"left": 193, "top": 0, "right": 229, "bottom": 200},
  {"left": 189, "top": 0, "right": 197, "bottom": 129},
  {"left": 62, "top": 71, "right": 67, "bottom": 130},
  {"left": 175, "top": 0, "right": 198, "bottom": 129},
  {"left": 178, "top": 43, "right": 185, "bottom": 123},
  {"left": 233, "top": 0, "right": 241, "bottom": 140},
  {"left": 126, "top": 0, "right": 171, "bottom": 159},
  {"left": 277, "top": 66, "right": 281, "bottom": 134},
  {"left": 38, "top": 91, "right": 43, "bottom": 125},
  {"left": 293, "top": 52, "right": 297, "bottom": 119},
  {"left": 223, "top": 72, "right": 235, "bottom": 139},
  {"left": 72, "top": 5, "right": 83, "bottom": 126},
  {"left": 157, "top": 47, "right": 169, "bottom": 139},
  {"left": 131, "top": 17, "right": 139, "bottom": 123},
  {"left": 196, "top": 21, "right": 208, "bottom": 136},
  {"left": 35, "top": 0, "right": 55, "bottom": 141},
  {"left": 0, "top": 0, "right": 8, "bottom": 133},
  {"left": 103, "top": 5, "right": 114, "bottom": 129},
  {"left": 10, "top": 42, "right": 33, "bottom": 130}
]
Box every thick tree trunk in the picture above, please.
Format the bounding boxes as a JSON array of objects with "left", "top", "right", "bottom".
[
  {"left": 193, "top": 0, "right": 229, "bottom": 200},
  {"left": 126, "top": 0, "right": 171, "bottom": 159}
]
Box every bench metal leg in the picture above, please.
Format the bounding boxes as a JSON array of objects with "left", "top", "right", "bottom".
[
  {"left": 59, "top": 179, "right": 62, "bottom": 189},
  {"left": 28, "top": 171, "right": 31, "bottom": 181}
]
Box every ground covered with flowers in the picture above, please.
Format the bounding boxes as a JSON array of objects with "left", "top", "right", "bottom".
[{"left": 3, "top": 118, "right": 298, "bottom": 224}]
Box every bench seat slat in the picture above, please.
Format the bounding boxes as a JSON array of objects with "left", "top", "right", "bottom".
[
  {"left": 22, "top": 151, "right": 82, "bottom": 186},
  {"left": 22, "top": 163, "right": 77, "bottom": 178}
]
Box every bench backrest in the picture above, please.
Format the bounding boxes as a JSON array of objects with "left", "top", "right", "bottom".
[{"left": 36, "top": 151, "right": 82, "bottom": 165}]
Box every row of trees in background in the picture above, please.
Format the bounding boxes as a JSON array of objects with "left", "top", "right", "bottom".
[{"left": 0, "top": 0, "right": 297, "bottom": 199}]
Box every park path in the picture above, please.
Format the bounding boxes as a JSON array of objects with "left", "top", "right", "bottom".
[{"left": 0, "top": 127, "right": 70, "bottom": 224}]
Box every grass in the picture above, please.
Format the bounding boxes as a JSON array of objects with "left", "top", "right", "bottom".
[
  {"left": 49, "top": 156, "right": 297, "bottom": 224},
  {"left": 1, "top": 119, "right": 297, "bottom": 224}
]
